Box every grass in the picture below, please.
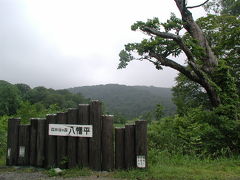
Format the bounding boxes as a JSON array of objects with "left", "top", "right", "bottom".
[
  {"left": 46, "top": 167, "right": 92, "bottom": 177},
  {"left": 0, "top": 154, "right": 6, "bottom": 166},
  {"left": 0, "top": 152, "right": 240, "bottom": 179},
  {"left": 112, "top": 150, "right": 240, "bottom": 180}
]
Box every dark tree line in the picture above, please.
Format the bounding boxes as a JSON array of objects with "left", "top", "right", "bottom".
[{"left": 0, "top": 80, "right": 89, "bottom": 116}]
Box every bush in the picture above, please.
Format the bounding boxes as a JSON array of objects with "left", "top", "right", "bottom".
[
  {"left": 148, "top": 107, "right": 240, "bottom": 156},
  {"left": 0, "top": 102, "right": 61, "bottom": 160},
  {"left": 0, "top": 115, "right": 9, "bottom": 157}
]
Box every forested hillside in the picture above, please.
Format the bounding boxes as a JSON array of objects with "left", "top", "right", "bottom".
[
  {"left": 0, "top": 80, "right": 89, "bottom": 117},
  {"left": 68, "top": 84, "right": 176, "bottom": 118}
]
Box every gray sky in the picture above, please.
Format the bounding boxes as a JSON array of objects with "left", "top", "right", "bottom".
[{"left": 0, "top": 0, "right": 205, "bottom": 89}]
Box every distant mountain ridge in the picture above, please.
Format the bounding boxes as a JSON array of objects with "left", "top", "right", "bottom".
[{"left": 68, "top": 84, "right": 176, "bottom": 119}]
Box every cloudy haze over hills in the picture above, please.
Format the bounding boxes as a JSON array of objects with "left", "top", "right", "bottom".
[{"left": 0, "top": 0, "right": 205, "bottom": 89}]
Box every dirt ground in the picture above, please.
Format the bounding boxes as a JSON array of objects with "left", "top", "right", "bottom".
[{"left": 0, "top": 166, "right": 125, "bottom": 180}]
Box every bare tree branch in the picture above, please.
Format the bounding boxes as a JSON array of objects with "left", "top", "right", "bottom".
[{"left": 186, "top": 0, "right": 210, "bottom": 9}]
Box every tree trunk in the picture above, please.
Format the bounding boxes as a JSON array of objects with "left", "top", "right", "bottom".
[
  {"left": 174, "top": 0, "right": 218, "bottom": 72},
  {"left": 203, "top": 83, "right": 221, "bottom": 107}
]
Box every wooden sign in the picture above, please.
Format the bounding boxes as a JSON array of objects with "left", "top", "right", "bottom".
[{"left": 49, "top": 124, "right": 93, "bottom": 137}]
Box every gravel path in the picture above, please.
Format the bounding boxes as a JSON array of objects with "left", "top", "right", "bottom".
[{"left": 0, "top": 167, "right": 125, "bottom": 180}]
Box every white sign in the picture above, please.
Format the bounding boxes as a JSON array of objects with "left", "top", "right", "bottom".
[
  {"left": 19, "top": 146, "right": 25, "bottom": 157},
  {"left": 137, "top": 155, "right": 146, "bottom": 168},
  {"left": 49, "top": 124, "right": 93, "bottom": 137},
  {"left": 7, "top": 148, "right": 11, "bottom": 158}
]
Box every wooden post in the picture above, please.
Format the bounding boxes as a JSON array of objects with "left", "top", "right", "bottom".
[
  {"left": 6, "top": 118, "right": 20, "bottom": 166},
  {"left": 67, "top": 108, "right": 78, "bottom": 168},
  {"left": 45, "top": 114, "right": 57, "bottom": 168},
  {"left": 30, "top": 118, "right": 38, "bottom": 166},
  {"left": 56, "top": 112, "right": 67, "bottom": 168},
  {"left": 89, "top": 100, "right": 102, "bottom": 171},
  {"left": 115, "top": 127, "right": 125, "bottom": 169},
  {"left": 18, "top": 125, "right": 30, "bottom": 166},
  {"left": 101, "top": 115, "right": 114, "bottom": 171},
  {"left": 135, "top": 120, "right": 147, "bottom": 169},
  {"left": 125, "top": 124, "right": 136, "bottom": 169},
  {"left": 77, "top": 104, "right": 90, "bottom": 167},
  {"left": 36, "top": 118, "right": 46, "bottom": 167}
]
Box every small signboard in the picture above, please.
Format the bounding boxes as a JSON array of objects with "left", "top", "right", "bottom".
[
  {"left": 7, "top": 148, "right": 11, "bottom": 158},
  {"left": 49, "top": 124, "right": 93, "bottom": 137},
  {"left": 137, "top": 155, "right": 146, "bottom": 168},
  {"left": 19, "top": 146, "right": 25, "bottom": 157}
]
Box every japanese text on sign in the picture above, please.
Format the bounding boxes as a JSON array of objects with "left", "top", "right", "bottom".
[
  {"left": 49, "top": 124, "right": 93, "bottom": 137},
  {"left": 137, "top": 155, "right": 146, "bottom": 168}
]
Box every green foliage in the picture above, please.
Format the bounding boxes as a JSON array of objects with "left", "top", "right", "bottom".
[
  {"left": 0, "top": 81, "right": 89, "bottom": 119},
  {"left": 0, "top": 103, "right": 61, "bottom": 159},
  {"left": 118, "top": 50, "right": 133, "bottom": 69},
  {"left": 205, "top": 0, "right": 240, "bottom": 16},
  {"left": 16, "top": 101, "right": 61, "bottom": 124},
  {"left": 15, "top": 83, "right": 31, "bottom": 100},
  {"left": 69, "top": 84, "right": 176, "bottom": 119},
  {"left": 140, "top": 104, "right": 164, "bottom": 123},
  {"left": 173, "top": 14, "right": 240, "bottom": 117},
  {"left": 27, "top": 87, "right": 88, "bottom": 109},
  {"left": 0, "top": 115, "right": 9, "bottom": 157},
  {"left": 114, "top": 149, "right": 240, "bottom": 180},
  {"left": 47, "top": 168, "right": 61, "bottom": 177},
  {"left": 119, "top": 36, "right": 181, "bottom": 70},
  {"left": 212, "top": 60, "right": 239, "bottom": 117},
  {"left": 0, "top": 81, "right": 21, "bottom": 116},
  {"left": 172, "top": 74, "right": 210, "bottom": 115},
  {"left": 140, "top": 111, "right": 155, "bottom": 123},
  {"left": 0, "top": 80, "right": 89, "bottom": 160},
  {"left": 155, "top": 104, "right": 164, "bottom": 120},
  {"left": 112, "top": 113, "right": 127, "bottom": 124},
  {"left": 131, "top": 17, "right": 160, "bottom": 31},
  {"left": 161, "top": 13, "right": 183, "bottom": 33},
  {"left": 149, "top": 107, "right": 240, "bottom": 156},
  {"left": 119, "top": 14, "right": 185, "bottom": 70},
  {"left": 197, "top": 14, "right": 240, "bottom": 93},
  {"left": 47, "top": 167, "right": 91, "bottom": 178}
]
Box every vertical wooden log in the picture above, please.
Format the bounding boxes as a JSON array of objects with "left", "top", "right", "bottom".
[
  {"left": 36, "top": 118, "right": 46, "bottom": 167},
  {"left": 125, "top": 124, "right": 136, "bottom": 169},
  {"left": 67, "top": 108, "right": 78, "bottom": 168},
  {"left": 45, "top": 114, "right": 57, "bottom": 168},
  {"left": 135, "top": 120, "right": 147, "bottom": 169},
  {"left": 77, "top": 104, "right": 90, "bottom": 167},
  {"left": 89, "top": 100, "right": 102, "bottom": 171},
  {"left": 18, "top": 125, "right": 30, "bottom": 166},
  {"left": 30, "top": 118, "right": 38, "bottom": 166},
  {"left": 115, "top": 127, "right": 125, "bottom": 169},
  {"left": 56, "top": 112, "right": 67, "bottom": 168},
  {"left": 101, "top": 115, "right": 114, "bottom": 171},
  {"left": 6, "top": 118, "right": 20, "bottom": 166}
]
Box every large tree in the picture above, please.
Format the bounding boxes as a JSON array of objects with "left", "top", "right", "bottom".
[
  {"left": 119, "top": 0, "right": 239, "bottom": 111},
  {"left": 173, "top": 14, "right": 240, "bottom": 114},
  {"left": 172, "top": 0, "right": 240, "bottom": 114}
]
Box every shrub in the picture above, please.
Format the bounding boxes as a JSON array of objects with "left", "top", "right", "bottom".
[{"left": 148, "top": 107, "right": 240, "bottom": 156}]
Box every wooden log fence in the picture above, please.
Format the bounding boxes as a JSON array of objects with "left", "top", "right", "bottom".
[{"left": 6, "top": 100, "right": 147, "bottom": 171}]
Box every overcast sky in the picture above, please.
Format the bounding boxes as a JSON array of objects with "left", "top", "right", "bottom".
[{"left": 0, "top": 0, "right": 205, "bottom": 89}]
